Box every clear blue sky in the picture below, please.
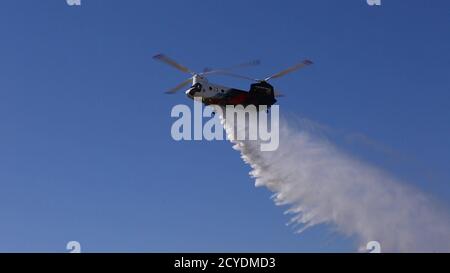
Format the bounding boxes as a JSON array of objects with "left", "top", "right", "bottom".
[{"left": 0, "top": 0, "right": 449, "bottom": 252}]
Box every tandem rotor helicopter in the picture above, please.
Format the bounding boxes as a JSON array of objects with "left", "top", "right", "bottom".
[{"left": 153, "top": 54, "right": 313, "bottom": 109}]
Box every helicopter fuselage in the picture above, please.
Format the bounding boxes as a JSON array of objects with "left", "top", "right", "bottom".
[{"left": 185, "top": 75, "right": 277, "bottom": 107}]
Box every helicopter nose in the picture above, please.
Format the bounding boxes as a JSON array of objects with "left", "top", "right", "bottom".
[{"left": 186, "top": 87, "right": 198, "bottom": 98}]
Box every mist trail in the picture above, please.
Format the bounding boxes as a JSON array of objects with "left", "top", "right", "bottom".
[{"left": 219, "top": 110, "right": 450, "bottom": 252}]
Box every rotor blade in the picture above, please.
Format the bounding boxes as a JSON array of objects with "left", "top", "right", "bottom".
[
  {"left": 222, "top": 59, "right": 261, "bottom": 71},
  {"left": 264, "top": 59, "right": 313, "bottom": 81},
  {"left": 216, "top": 71, "right": 259, "bottom": 82},
  {"left": 274, "top": 90, "right": 284, "bottom": 97},
  {"left": 202, "top": 59, "right": 260, "bottom": 75},
  {"left": 165, "top": 78, "right": 192, "bottom": 94},
  {"left": 203, "top": 67, "right": 213, "bottom": 73},
  {"left": 153, "top": 54, "right": 194, "bottom": 75}
]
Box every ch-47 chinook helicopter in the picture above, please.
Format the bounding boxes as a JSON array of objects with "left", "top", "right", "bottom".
[{"left": 153, "top": 54, "right": 313, "bottom": 109}]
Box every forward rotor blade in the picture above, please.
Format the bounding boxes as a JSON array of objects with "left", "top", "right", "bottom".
[
  {"left": 264, "top": 59, "right": 313, "bottom": 81},
  {"left": 153, "top": 54, "right": 194, "bottom": 75},
  {"left": 165, "top": 78, "right": 192, "bottom": 94},
  {"left": 203, "top": 67, "right": 213, "bottom": 73}
]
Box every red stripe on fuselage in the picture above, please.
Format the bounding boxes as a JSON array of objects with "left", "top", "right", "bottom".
[{"left": 228, "top": 93, "right": 248, "bottom": 105}]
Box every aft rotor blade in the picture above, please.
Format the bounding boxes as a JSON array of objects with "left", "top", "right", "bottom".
[
  {"left": 222, "top": 59, "right": 261, "bottom": 71},
  {"left": 153, "top": 54, "right": 194, "bottom": 75},
  {"left": 202, "top": 59, "right": 261, "bottom": 75},
  {"left": 264, "top": 59, "right": 313, "bottom": 81},
  {"left": 274, "top": 90, "right": 285, "bottom": 97},
  {"left": 216, "top": 71, "right": 259, "bottom": 82},
  {"left": 165, "top": 78, "right": 192, "bottom": 94}
]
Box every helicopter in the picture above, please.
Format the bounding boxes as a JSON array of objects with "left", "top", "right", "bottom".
[{"left": 153, "top": 54, "right": 313, "bottom": 109}]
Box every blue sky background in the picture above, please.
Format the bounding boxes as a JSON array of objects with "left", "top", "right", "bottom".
[{"left": 0, "top": 0, "right": 449, "bottom": 252}]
